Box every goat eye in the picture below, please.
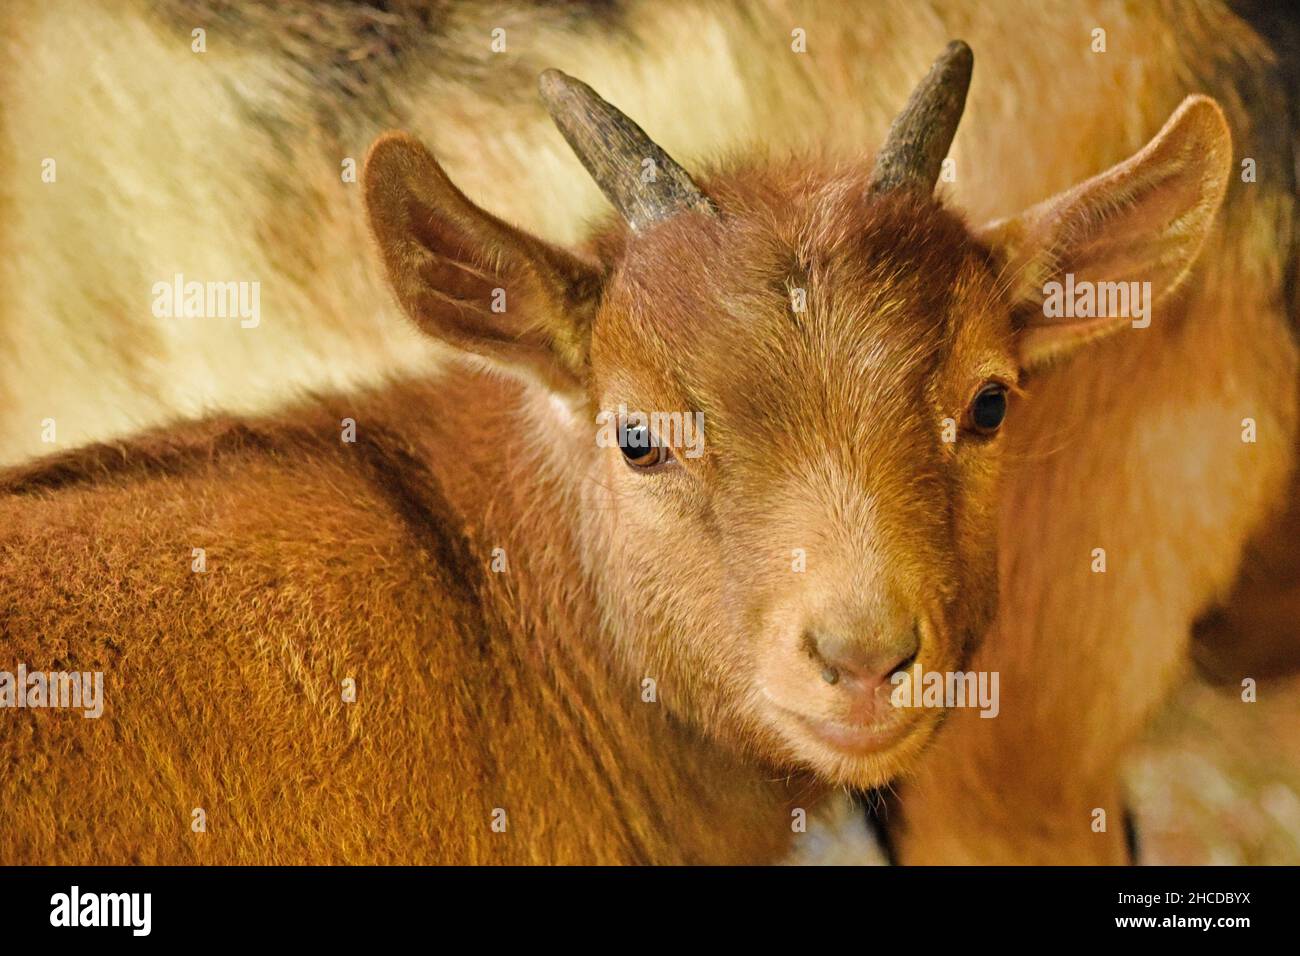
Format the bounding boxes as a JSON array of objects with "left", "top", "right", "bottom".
[
  {"left": 619, "top": 424, "right": 674, "bottom": 470},
  {"left": 967, "top": 383, "right": 1008, "bottom": 434}
]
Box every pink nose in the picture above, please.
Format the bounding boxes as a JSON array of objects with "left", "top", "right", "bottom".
[{"left": 806, "top": 626, "right": 919, "bottom": 696}]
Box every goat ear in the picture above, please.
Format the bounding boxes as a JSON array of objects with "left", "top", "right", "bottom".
[
  {"left": 364, "top": 132, "right": 602, "bottom": 395},
  {"left": 977, "top": 95, "right": 1231, "bottom": 370}
]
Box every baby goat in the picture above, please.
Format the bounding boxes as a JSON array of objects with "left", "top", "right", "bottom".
[{"left": 0, "top": 44, "right": 1229, "bottom": 863}]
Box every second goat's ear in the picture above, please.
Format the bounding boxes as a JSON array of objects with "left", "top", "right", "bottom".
[
  {"left": 364, "top": 133, "right": 603, "bottom": 395},
  {"left": 978, "top": 95, "right": 1232, "bottom": 370}
]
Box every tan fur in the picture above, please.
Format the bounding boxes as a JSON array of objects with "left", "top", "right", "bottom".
[
  {"left": 0, "top": 376, "right": 820, "bottom": 864},
  {"left": 1, "top": 52, "right": 1240, "bottom": 865},
  {"left": 359, "top": 121, "right": 1040, "bottom": 795},
  {"left": 2, "top": 0, "right": 1295, "bottom": 863},
  {"left": 0, "top": 142, "right": 1016, "bottom": 862}
]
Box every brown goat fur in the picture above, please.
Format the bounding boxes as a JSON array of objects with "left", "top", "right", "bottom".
[
  {"left": 0, "top": 378, "right": 805, "bottom": 864},
  {"left": 0, "top": 66, "right": 1236, "bottom": 862}
]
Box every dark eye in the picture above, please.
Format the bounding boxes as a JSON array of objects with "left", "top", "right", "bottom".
[
  {"left": 620, "top": 424, "right": 674, "bottom": 470},
  {"left": 967, "top": 383, "right": 1008, "bottom": 435}
]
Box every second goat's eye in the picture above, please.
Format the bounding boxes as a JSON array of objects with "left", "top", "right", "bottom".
[
  {"left": 620, "top": 424, "right": 674, "bottom": 470},
  {"left": 967, "top": 383, "right": 1008, "bottom": 435}
]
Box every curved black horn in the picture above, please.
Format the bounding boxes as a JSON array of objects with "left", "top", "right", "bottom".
[
  {"left": 538, "top": 69, "right": 715, "bottom": 232},
  {"left": 868, "top": 40, "right": 973, "bottom": 195}
]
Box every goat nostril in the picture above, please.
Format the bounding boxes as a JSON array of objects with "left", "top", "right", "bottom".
[{"left": 808, "top": 623, "right": 921, "bottom": 687}]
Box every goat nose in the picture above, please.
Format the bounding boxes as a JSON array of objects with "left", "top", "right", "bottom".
[{"left": 809, "top": 626, "right": 919, "bottom": 688}]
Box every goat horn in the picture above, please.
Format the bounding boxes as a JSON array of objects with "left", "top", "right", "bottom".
[
  {"left": 538, "top": 69, "right": 716, "bottom": 233},
  {"left": 868, "top": 40, "right": 973, "bottom": 195}
]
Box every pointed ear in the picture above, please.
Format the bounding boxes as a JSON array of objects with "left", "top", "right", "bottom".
[
  {"left": 977, "top": 95, "right": 1232, "bottom": 370},
  {"left": 363, "top": 132, "right": 603, "bottom": 395}
]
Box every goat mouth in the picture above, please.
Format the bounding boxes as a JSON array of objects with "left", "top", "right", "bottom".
[{"left": 784, "top": 708, "right": 923, "bottom": 758}]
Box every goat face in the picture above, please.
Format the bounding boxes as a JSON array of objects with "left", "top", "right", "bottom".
[
  {"left": 586, "top": 174, "right": 1012, "bottom": 786},
  {"left": 365, "top": 43, "right": 1230, "bottom": 788}
]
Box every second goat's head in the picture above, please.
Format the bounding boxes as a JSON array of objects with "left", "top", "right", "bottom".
[{"left": 364, "top": 41, "right": 1230, "bottom": 789}]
